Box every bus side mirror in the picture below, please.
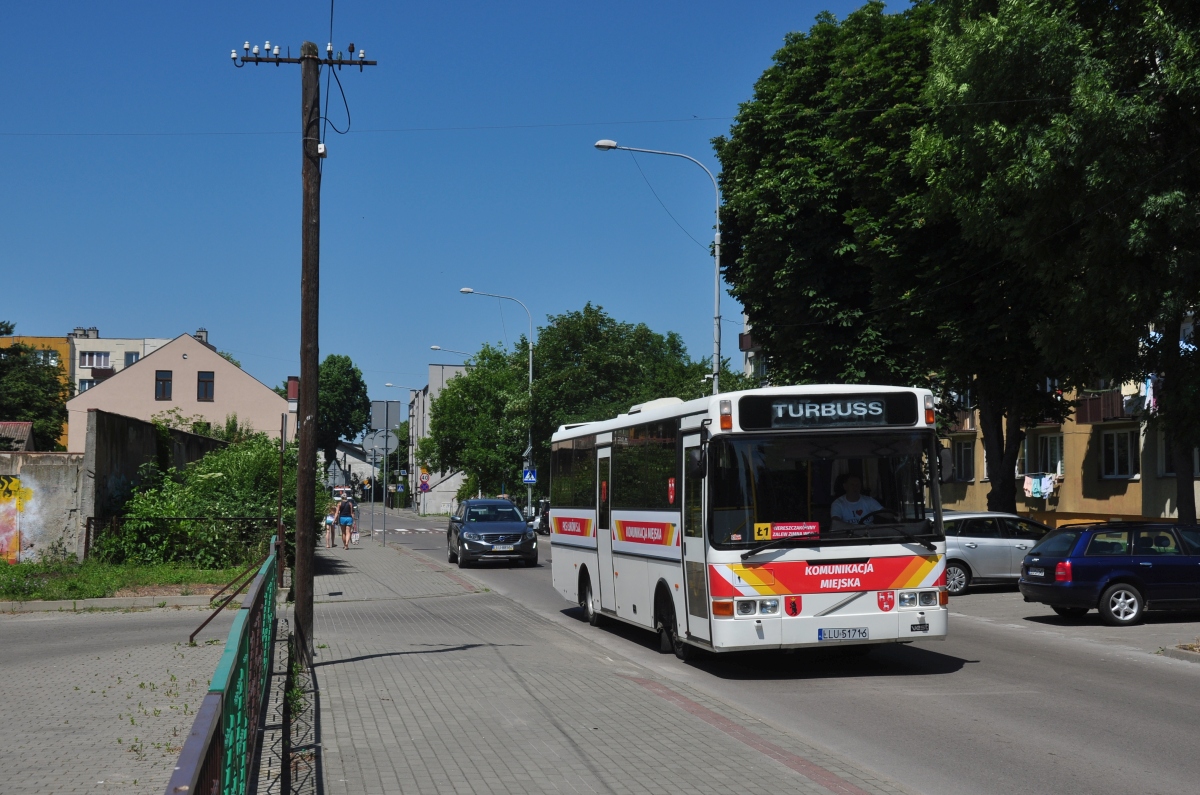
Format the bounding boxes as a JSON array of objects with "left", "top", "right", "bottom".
[
  {"left": 687, "top": 448, "right": 707, "bottom": 480},
  {"left": 938, "top": 447, "right": 955, "bottom": 484}
]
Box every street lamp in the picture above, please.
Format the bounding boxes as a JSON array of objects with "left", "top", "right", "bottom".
[
  {"left": 594, "top": 139, "right": 722, "bottom": 394},
  {"left": 460, "top": 287, "right": 535, "bottom": 513},
  {"left": 429, "top": 343, "right": 470, "bottom": 355}
]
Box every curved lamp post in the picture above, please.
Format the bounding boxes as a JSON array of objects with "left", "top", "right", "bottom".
[
  {"left": 460, "top": 287, "right": 535, "bottom": 511},
  {"left": 430, "top": 345, "right": 472, "bottom": 357},
  {"left": 594, "top": 139, "right": 722, "bottom": 394}
]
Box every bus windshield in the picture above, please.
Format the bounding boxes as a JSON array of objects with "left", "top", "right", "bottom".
[{"left": 708, "top": 432, "right": 940, "bottom": 549}]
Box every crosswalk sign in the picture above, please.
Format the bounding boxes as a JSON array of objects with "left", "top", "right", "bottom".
[{"left": 522, "top": 469, "right": 538, "bottom": 485}]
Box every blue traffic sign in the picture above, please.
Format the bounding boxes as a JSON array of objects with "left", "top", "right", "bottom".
[{"left": 522, "top": 469, "right": 538, "bottom": 485}]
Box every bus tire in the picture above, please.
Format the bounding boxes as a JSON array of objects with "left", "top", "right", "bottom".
[
  {"left": 580, "top": 573, "right": 601, "bottom": 626},
  {"left": 656, "top": 593, "right": 692, "bottom": 661},
  {"left": 654, "top": 586, "right": 674, "bottom": 654}
]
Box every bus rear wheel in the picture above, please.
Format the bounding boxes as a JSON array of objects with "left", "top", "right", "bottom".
[{"left": 581, "top": 576, "right": 601, "bottom": 626}]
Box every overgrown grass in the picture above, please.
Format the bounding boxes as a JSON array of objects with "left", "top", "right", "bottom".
[{"left": 0, "top": 560, "right": 244, "bottom": 601}]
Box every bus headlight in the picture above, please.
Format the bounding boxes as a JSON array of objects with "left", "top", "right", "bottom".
[
  {"left": 899, "top": 591, "right": 917, "bottom": 607},
  {"left": 759, "top": 599, "right": 779, "bottom": 615},
  {"left": 736, "top": 600, "right": 757, "bottom": 616},
  {"left": 919, "top": 591, "right": 938, "bottom": 606}
]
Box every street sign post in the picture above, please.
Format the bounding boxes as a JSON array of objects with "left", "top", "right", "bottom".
[{"left": 522, "top": 469, "right": 538, "bottom": 485}]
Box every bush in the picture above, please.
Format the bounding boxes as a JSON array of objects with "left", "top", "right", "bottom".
[{"left": 95, "top": 434, "right": 319, "bottom": 568}]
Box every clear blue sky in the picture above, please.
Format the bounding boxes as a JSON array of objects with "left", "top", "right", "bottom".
[{"left": 4, "top": 0, "right": 890, "bottom": 403}]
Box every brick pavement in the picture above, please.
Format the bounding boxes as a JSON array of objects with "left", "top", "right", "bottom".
[
  {"left": 313, "top": 543, "right": 915, "bottom": 795},
  {"left": 0, "top": 606, "right": 234, "bottom": 794}
]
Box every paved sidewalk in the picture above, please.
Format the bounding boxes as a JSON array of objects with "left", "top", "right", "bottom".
[
  {"left": 313, "top": 544, "right": 915, "bottom": 795},
  {"left": 0, "top": 606, "right": 233, "bottom": 794}
]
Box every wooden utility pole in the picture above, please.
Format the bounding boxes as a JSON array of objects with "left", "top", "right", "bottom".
[{"left": 233, "top": 39, "right": 377, "bottom": 651}]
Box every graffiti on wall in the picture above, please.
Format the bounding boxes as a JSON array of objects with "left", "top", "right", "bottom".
[{"left": 0, "top": 475, "right": 33, "bottom": 564}]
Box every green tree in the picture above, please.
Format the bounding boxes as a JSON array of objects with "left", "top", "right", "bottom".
[
  {"left": 421, "top": 304, "right": 748, "bottom": 496},
  {"left": 317, "top": 354, "right": 370, "bottom": 470},
  {"left": 218, "top": 351, "right": 241, "bottom": 368},
  {"left": 714, "top": 2, "right": 1068, "bottom": 511},
  {"left": 0, "top": 323, "right": 72, "bottom": 450},
  {"left": 916, "top": 0, "right": 1200, "bottom": 519}
]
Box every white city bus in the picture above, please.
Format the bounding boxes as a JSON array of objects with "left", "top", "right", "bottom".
[{"left": 549, "top": 385, "right": 949, "bottom": 657}]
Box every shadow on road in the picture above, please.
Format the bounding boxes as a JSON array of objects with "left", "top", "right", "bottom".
[
  {"left": 560, "top": 606, "right": 971, "bottom": 680},
  {"left": 1024, "top": 610, "right": 1200, "bottom": 628}
]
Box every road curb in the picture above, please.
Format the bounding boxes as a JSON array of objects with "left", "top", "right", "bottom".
[
  {"left": 2, "top": 595, "right": 217, "bottom": 613},
  {"left": 1161, "top": 646, "right": 1200, "bottom": 665}
]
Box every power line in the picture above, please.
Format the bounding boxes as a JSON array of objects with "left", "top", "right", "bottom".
[{"left": 628, "top": 151, "right": 709, "bottom": 252}]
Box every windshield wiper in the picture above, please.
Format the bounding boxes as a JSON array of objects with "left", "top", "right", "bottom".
[
  {"left": 740, "top": 537, "right": 815, "bottom": 560},
  {"left": 869, "top": 523, "right": 937, "bottom": 552}
]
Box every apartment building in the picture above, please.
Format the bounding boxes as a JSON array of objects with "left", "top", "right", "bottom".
[
  {"left": 941, "top": 382, "right": 1196, "bottom": 525},
  {"left": 68, "top": 326, "right": 172, "bottom": 395}
]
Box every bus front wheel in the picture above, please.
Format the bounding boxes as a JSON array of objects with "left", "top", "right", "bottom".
[{"left": 580, "top": 575, "right": 601, "bottom": 626}]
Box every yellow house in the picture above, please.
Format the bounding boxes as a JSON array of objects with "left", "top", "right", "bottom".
[
  {"left": 0, "top": 335, "right": 73, "bottom": 448},
  {"left": 940, "top": 384, "right": 1194, "bottom": 526}
]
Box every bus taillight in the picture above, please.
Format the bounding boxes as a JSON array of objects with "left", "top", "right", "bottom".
[
  {"left": 924, "top": 394, "right": 936, "bottom": 425},
  {"left": 720, "top": 399, "right": 732, "bottom": 430}
]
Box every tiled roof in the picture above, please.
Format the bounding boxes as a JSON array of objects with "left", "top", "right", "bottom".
[{"left": 0, "top": 421, "right": 34, "bottom": 451}]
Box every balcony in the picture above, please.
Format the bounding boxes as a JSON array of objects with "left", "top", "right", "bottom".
[
  {"left": 948, "top": 410, "right": 976, "bottom": 434},
  {"left": 1076, "top": 389, "right": 1141, "bottom": 424}
]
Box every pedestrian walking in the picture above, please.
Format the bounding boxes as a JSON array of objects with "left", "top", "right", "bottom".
[
  {"left": 324, "top": 500, "right": 338, "bottom": 548},
  {"left": 337, "top": 494, "right": 355, "bottom": 550}
]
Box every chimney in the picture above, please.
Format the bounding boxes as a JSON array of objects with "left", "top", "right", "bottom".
[
  {"left": 86, "top": 326, "right": 99, "bottom": 339},
  {"left": 287, "top": 376, "right": 299, "bottom": 413},
  {"left": 194, "top": 327, "right": 209, "bottom": 345},
  {"left": 70, "top": 327, "right": 86, "bottom": 338}
]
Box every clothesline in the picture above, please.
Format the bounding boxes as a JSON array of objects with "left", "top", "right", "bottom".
[{"left": 1023, "top": 472, "right": 1062, "bottom": 499}]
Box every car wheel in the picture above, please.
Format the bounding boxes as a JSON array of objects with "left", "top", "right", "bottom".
[
  {"left": 1098, "top": 583, "right": 1144, "bottom": 626},
  {"left": 456, "top": 541, "right": 470, "bottom": 569},
  {"left": 581, "top": 579, "right": 601, "bottom": 626},
  {"left": 945, "top": 561, "right": 971, "bottom": 596},
  {"left": 447, "top": 536, "right": 457, "bottom": 563},
  {"left": 1051, "top": 606, "right": 1088, "bottom": 619}
]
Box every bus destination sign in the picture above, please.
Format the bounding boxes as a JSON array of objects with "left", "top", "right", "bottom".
[
  {"left": 738, "top": 392, "right": 919, "bottom": 431},
  {"left": 771, "top": 398, "right": 886, "bottom": 428}
]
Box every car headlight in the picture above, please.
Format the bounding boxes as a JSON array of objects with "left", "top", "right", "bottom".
[
  {"left": 736, "top": 600, "right": 757, "bottom": 616},
  {"left": 899, "top": 591, "right": 917, "bottom": 607},
  {"left": 759, "top": 599, "right": 779, "bottom": 615},
  {"left": 524, "top": 530, "right": 536, "bottom": 541},
  {"left": 919, "top": 591, "right": 937, "bottom": 606},
  {"left": 462, "top": 531, "right": 479, "bottom": 541}
]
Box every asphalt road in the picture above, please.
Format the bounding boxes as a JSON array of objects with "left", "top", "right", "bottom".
[{"left": 369, "top": 512, "right": 1200, "bottom": 795}]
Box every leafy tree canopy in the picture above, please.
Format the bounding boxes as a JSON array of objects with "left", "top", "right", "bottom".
[
  {"left": 421, "top": 303, "right": 749, "bottom": 497},
  {"left": 317, "top": 354, "right": 370, "bottom": 468},
  {"left": 0, "top": 321, "right": 71, "bottom": 450}
]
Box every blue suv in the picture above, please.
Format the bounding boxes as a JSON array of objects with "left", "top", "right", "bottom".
[{"left": 1018, "top": 523, "right": 1200, "bottom": 626}]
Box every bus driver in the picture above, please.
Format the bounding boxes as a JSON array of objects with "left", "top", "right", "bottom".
[{"left": 831, "top": 474, "right": 883, "bottom": 524}]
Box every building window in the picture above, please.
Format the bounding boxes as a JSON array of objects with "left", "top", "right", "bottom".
[
  {"left": 1038, "top": 434, "right": 1065, "bottom": 476},
  {"left": 1160, "top": 433, "right": 1200, "bottom": 477},
  {"left": 1101, "top": 429, "right": 1139, "bottom": 478},
  {"left": 79, "top": 351, "right": 110, "bottom": 368},
  {"left": 197, "top": 371, "right": 215, "bottom": 401},
  {"left": 1015, "top": 439, "right": 1027, "bottom": 477},
  {"left": 954, "top": 440, "right": 975, "bottom": 482},
  {"left": 124, "top": 351, "right": 140, "bottom": 367},
  {"left": 78, "top": 379, "right": 96, "bottom": 392},
  {"left": 33, "top": 350, "right": 60, "bottom": 367},
  {"left": 155, "top": 370, "right": 173, "bottom": 401}
]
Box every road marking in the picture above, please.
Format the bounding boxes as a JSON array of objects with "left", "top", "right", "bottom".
[{"left": 625, "top": 676, "right": 879, "bottom": 795}]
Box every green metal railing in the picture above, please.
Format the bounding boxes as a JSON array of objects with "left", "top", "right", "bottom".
[{"left": 166, "top": 552, "right": 277, "bottom": 795}]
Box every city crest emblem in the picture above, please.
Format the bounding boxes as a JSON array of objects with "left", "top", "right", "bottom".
[{"left": 877, "top": 591, "right": 895, "bottom": 611}]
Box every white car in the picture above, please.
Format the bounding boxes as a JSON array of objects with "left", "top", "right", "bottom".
[{"left": 942, "top": 511, "right": 1051, "bottom": 595}]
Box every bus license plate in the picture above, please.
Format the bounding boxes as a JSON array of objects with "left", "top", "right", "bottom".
[
  {"left": 818, "top": 627, "right": 868, "bottom": 642},
  {"left": 491, "top": 544, "right": 514, "bottom": 552},
  {"left": 1028, "top": 567, "right": 1044, "bottom": 578}
]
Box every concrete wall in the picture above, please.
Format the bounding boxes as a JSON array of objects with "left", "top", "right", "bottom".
[
  {"left": 81, "top": 409, "right": 226, "bottom": 531},
  {"left": 0, "top": 454, "right": 85, "bottom": 563}
]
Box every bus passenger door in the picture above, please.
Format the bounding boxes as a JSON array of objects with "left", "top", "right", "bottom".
[
  {"left": 682, "top": 435, "right": 710, "bottom": 641},
  {"left": 596, "top": 447, "right": 616, "bottom": 612}
]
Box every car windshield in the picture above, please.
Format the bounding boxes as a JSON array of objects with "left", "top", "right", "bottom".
[
  {"left": 465, "top": 505, "right": 524, "bottom": 523},
  {"left": 708, "top": 432, "right": 940, "bottom": 549},
  {"left": 1029, "top": 529, "right": 1080, "bottom": 557}
]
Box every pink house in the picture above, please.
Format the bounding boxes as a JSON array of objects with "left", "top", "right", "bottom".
[{"left": 65, "top": 333, "right": 290, "bottom": 452}]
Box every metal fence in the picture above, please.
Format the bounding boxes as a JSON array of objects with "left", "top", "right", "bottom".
[{"left": 166, "top": 551, "right": 277, "bottom": 795}]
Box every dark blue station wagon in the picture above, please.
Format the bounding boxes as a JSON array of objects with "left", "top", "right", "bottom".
[{"left": 1018, "top": 523, "right": 1200, "bottom": 626}]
